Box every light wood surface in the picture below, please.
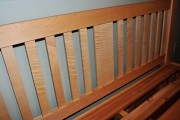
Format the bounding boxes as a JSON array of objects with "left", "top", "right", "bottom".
[
  {"left": 79, "top": 28, "right": 92, "bottom": 94},
  {"left": 158, "top": 99, "right": 180, "bottom": 120},
  {"left": 127, "top": 18, "right": 133, "bottom": 72},
  {"left": 45, "top": 36, "right": 65, "bottom": 107},
  {"left": 94, "top": 23, "right": 114, "bottom": 87},
  {"left": 39, "top": 55, "right": 165, "bottom": 120},
  {"left": 155, "top": 11, "right": 163, "bottom": 58},
  {"left": 142, "top": 14, "right": 149, "bottom": 65},
  {"left": 149, "top": 13, "right": 156, "bottom": 61},
  {"left": 0, "top": 93, "right": 11, "bottom": 120},
  {"left": 64, "top": 32, "right": 79, "bottom": 100},
  {"left": 1, "top": 46, "right": 33, "bottom": 120},
  {"left": 117, "top": 20, "right": 124, "bottom": 77},
  {"left": 135, "top": 16, "right": 141, "bottom": 68},
  {"left": 0, "top": 0, "right": 170, "bottom": 49},
  {"left": 25, "top": 41, "right": 50, "bottom": 116},
  {"left": 122, "top": 76, "right": 180, "bottom": 120}
]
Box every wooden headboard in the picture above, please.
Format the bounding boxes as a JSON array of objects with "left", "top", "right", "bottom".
[{"left": 0, "top": 0, "right": 177, "bottom": 119}]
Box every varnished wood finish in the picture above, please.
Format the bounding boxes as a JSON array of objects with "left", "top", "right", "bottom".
[
  {"left": 127, "top": 18, "right": 133, "bottom": 72},
  {"left": 94, "top": 23, "right": 114, "bottom": 87},
  {"left": 142, "top": 15, "right": 149, "bottom": 65},
  {"left": 149, "top": 13, "right": 156, "bottom": 61},
  {"left": 135, "top": 16, "right": 141, "bottom": 68},
  {"left": 155, "top": 12, "right": 163, "bottom": 58},
  {"left": 0, "top": 93, "right": 11, "bottom": 120},
  {"left": 64, "top": 32, "right": 79, "bottom": 100},
  {"left": 117, "top": 20, "right": 124, "bottom": 77},
  {"left": 0, "top": 0, "right": 170, "bottom": 48},
  {"left": 39, "top": 55, "right": 165, "bottom": 120},
  {"left": 119, "top": 110, "right": 128, "bottom": 117},
  {"left": 46, "top": 36, "right": 65, "bottom": 107},
  {"left": 79, "top": 28, "right": 92, "bottom": 94},
  {"left": 1, "top": 46, "right": 33, "bottom": 120},
  {"left": 25, "top": 41, "right": 50, "bottom": 116}
]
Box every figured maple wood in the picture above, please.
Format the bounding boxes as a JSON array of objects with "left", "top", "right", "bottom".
[
  {"left": 135, "top": 16, "right": 141, "bottom": 68},
  {"left": 158, "top": 99, "right": 180, "bottom": 120},
  {"left": 94, "top": 22, "right": 114, "bottom": 87},
  {"left": 45, "top": 36, "right": 65, "bottom": 107},
  {"left": 122, "top": 76, "right": 180, "bottom": 120},
  {"left": 0, "top": 93, "right": 11, "bottom": 120},
  {"left": 64, "top": 32, "right": 79, "bottom": 100},
  {"left": 155, "top": 11, "right": 163, "bottom": 58},
  {"left": 149, "top": 13, "right": 156, "bottom": 61},
  {"left": 38, "top": 55, "right": 165, "bottom": 120},
  {"left": 142, "top": 14, "right": 149, "bottom": 65},
  {"left": 75, "top": 62, "right": 180, "bottom": 120},
  {"left": 0, "top": 0, "right": 170, "bottom": 49},
  {"left": 1, "top": 46, "right": 33, "bottom": 120},
  {"left": 79, "top": 28, "right": 92, "bottom": 94},
  {"left": 117, "top": 20, "right": 124, "bottom": 77},
  {"left": 25, "top": 41, "right": 50, "bottom": 116},
  {"left": 127, "top": 18, "right": 133, "bottom": 73}
]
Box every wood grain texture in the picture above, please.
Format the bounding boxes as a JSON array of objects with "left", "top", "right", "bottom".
[
  {"left": 135, "top": 16, "right": 141, "bottom": 68},
  {"left": 0, "top": 0, "right": 170, "bottom": 48},
  {"left": 149, "top": 13, "right": 156, "bottom": 61},
  {"left": 122, "top": 77, "right": 180, "bottom": 120},
  {"left": 158, "top": 99, "right": 180, "bottom": 120},
  {"left": 127, "top": 18, "right": 133, "bottom": 73},
  {"left": 25, "top": 41, "right": 50, "bottom": 116},
  {"left": 38, "top": 55, "right": 165, "bottom": 120},
  {"left": 94, "top": 22, "right": 114, "bottom": 87},
  {"left": 142, "top": 15, "right": 149, "bottom": 65},
  {"left": 0, "top": 93, "right": 11, "bottom": 120},
  {"left": 79, "top": 28, "right": 92, "bottom": 94},
  {"left": 160, "top": 11, "right": 169, "bottom": 55},
  {"left": 119, "top": 110, "right": 128, "bottom": 117},
  {"left": 155, "top": 11, "right": 163, "bottom": 58},
  {"left": 1, "top": 46, "right": 33, "bottom": 120},
  {"left": 75, "top": 62, "right": 179, "bottom": 120},
  {"left": 64, "top": 32, "right": 79, "bottom": 100},
  {"left": 45, "top": 36, "right": 65, "bottom": 107},
  {"left": 117, "top": 20, "right": 124, "bottom": 77}
]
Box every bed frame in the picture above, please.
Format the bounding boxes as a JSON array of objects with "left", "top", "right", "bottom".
[{"left": 0, "top": 0, "right": 179, "bottom": 120}]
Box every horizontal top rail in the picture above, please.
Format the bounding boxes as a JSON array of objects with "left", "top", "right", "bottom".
[{"left": 0, "top": 0, "right": 170, "bottom": 48}]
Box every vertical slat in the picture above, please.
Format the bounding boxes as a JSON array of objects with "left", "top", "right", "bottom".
[
  {"left": 155, "top": 11, "right": 163, "bottom": 58},
  {"left": 79, "top": 28, "right": 92, "bottom": 94},
  {"left": 0, "top": 93, "right": 11, "bottom": 120},
  {"left": 94, "top": 22, "right": 114, "bottom": 87},
  {"left": 1, "top": 46, "right": 33, "bottom": 120},
  {"left": 160, "top": 11, "right": 169, "bottom": 55},
  {"left": 45, "top": 36, "right": 65, "bottom": 107},
  {"left": 142, "top": 15, "right": 149, "bottom": 65},
  {"left": 149, "top": 13, "right": 156, "bottom": 61},
  {"left": 64, "top": 32, "right": 79, "bottom": 100},
  {"left": 135, "top": 16, "right": 141, "bottom": 68},
  {"left": 127, "top": 18, "right": 133, "bottom": 73},
  {"left": 117, "top": 20, "right": 124, "bottom": 77},
  {"left": 25, "top": 41, "right": 50, "bottom": 116}
]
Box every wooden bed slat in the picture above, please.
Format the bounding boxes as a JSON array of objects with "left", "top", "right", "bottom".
[
  {"left": 155, "top": 11, "right": 163, "bottom": 58},
  {"left": 149, "top": 13, "right": 156, "bottom": 61},
  {"left": 94, "top": 22, "right": 114, "bottom": 87},
  {"left": 79, "top": 28, "right": 92, "bottom": 94},
  {"left": 135, "top": 16, "right": 141, "bottom": 68},
  {"left": 45, "top": 36, "right": 65, "bottom": 107},
  {"left": 64, "top": 32, "right": 79, "bottom": 100},
  {"left": 0, "top": 0, "right": 170, "bottom": 49},
  {"left": 25, "top": 41, "right": 50, "bottom": 116},
  {"left": 1, "top": 46, "right": 33, "bottom": 120},
  {"left": 142, "top": 15, "right": 149, "bottom": 65},
  {"left": 0, "top": 93, "right": 11, "bottom": 120},
  {"left": 117, "top": 20, "right": 124, "bottom": 77},
  {"left": 127, "top": 18, "right": 133, "bottom": 72}
]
